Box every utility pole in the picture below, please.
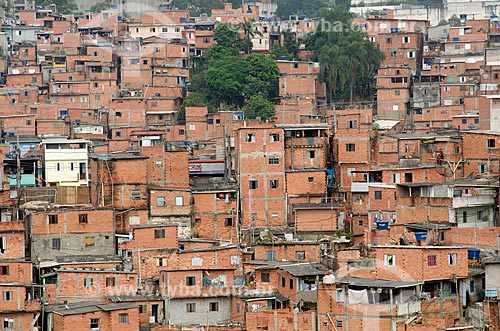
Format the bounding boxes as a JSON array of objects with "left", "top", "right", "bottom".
[{"left": 15, "top": 130, "right": 21, "bottom": 220}]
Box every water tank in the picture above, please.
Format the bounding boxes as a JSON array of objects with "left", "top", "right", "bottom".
[{"left": 323, "top": 274, "right": 336, "bottom": 284}]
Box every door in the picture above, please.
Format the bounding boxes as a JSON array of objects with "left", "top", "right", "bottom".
[{"left": 152, "top": 304, "right": 158, "bottom": 323}]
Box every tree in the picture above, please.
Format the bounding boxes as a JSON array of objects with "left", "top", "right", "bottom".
[
  {"left": 244, "top": 53, "right": 280, "bottom": 100},
  {"left": 318, "top": 45, "right": 348, "bottom": 104},
  {"left": 282, "top": 30, "right": 299, "bottom": 59},
  {"left": 270, "top": 43, "right": 290, "bottom": 60},
  {"left": 243, "top": 95, "right": 276, "bottom": 120},
  {"left": 90, "top": 0, "right": 111, "bottom": 12},
  {"left": 276, "top": 0, "right": 327, "bottom": 20},
  {"left": 448, "top": 14, "right": 462, "bottom": 27},
  {"left": 205, "top": 56, "right": 250, "bottom": 107},
  {"left": 241, "top": 18, "right": 262, "bottom": 54},
  {"left": 37, "top": 0, "right": 77, "bottom": 14},
  {"left": 308, "top": 5, "right": 383, "bottom": 104},
  {"left": 212, "top": 23, "right": 244, "bottom": 55}
]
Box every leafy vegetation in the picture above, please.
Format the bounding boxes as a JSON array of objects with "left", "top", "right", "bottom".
[
  {"left": 36, "top": 0, "right": 78, "bottom": 14},
  {"left": 172, "top": 0, "right": 240, "bottom": 16},
  {"left": 275, "top": 0, "right": 328, "bottom": 20},
  {"left": 182, "top": 23, "right": 279, "bottom": 120},
  {"left": 305, "top": 5, "right": 384, "bottom": 104},
  {"left": 90, "top": 0, "right": 111, "bottom": 12}
]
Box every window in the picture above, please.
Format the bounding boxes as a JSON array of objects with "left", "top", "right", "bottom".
[
  {"left": 156, "top": 197, "right": 165, "bottom": 207},
  {"left": 2, "top": 291, "right": 12, "bottom": 301},
  {"left": 406, "top": 51, "right": 415, "bottom": 58},
  {"left": 225, "top": 218, "right": 233, "bottom": 227},
  {"left": 281, "top": 277, "right": 286, "bottom": 287},
  {"left": 131, "top": 190, "right": 141, "bottom": 200},
  {"left": 470, "top": 280, "right": 475, "bottom": 293},
  {"left": 52, "top": 238, "right": 61, "bottom": 250},
  {"left": 48, "top": 215, "right": 58, "bottom": 224},
  {"left": 462, "top": 211, "right": 467, "bottom": 223},
  {"left": 455, "top": 44, "right": 460, "bottom": 50},
  {"left": 296, "top": 251, "right": 305, "bottom": 260},
  {"left": 118, "top": 313, "right": 129, "bottom": 323},
  {"left": 269, "top": 133, "right": 280, "bottom": 142},
  {"left": 90, "top": 318, "right": 99, "bottom": 329},
  {"left": 346, "top": 144, "right": 355, "bottom": 152},
  {"left": 209, "top": 302, "right": 219, "bottom": 312},
  {"left": 84, "top": 278, "right": 93, "bottom": 288},
  {"left": 404, "top": 173, "right": 413, "bottom": 183},
  {"left": 56, "top": 163, "right": 63, "bottom": 171},
  {"left": 308, "top": 150, "right": 315, "bottom": 158},
  {"left": 427, "top": 255, "right": 437, "bottom": 266},
  {"left": 474, "top": 118, "right": 479, "bottom": 124},
  {"left": 308, "top": 177, "right": 314, "bottom": 183},
  {"left": 230, "top": 255, "right": 240, "bottom": 265},
  {"left": 3, "top": 319, "right": 13, "bottom": 329},
  {"left": 461, "top": 118, "right": 467, "bottom": 124},
  {"left": 79, "top": 214, "right": 88, "bottom": 224},
  {"left": 106, "top": 277, "right": 115, "bottom": 287},
  {"left": 374, "top": 191, "right": 382, "bottom": 200},
  {"left": 336, "top": 321, "right": 343, "bottom": 328},
  {"left": 261, "top": 272, "right": 270, "bottom": 283},
  {"left": 175, "top": 196, "right": 184, "bottom": 206},
  {"left": 402, "top": 36, "right": 410, "bottom": 43},
  {"left": 358, "top": 220, "right": 363, "bottom": 226},
  {"left": 178, "top": 129, "right": 185, "bottom": 135},
  {"left": 0, "top": 266, "right": 9, "bottom": 275},
  {"left": 384, "top": 254, "right": 396, "bottom": 266},
  {"left": 386, "top": 37, "right": 392, "bottom": 44},
  {"left": 115, "top": 131, "right": 121, "bottom": 138},
  {"left": 268, "top": 157, "right": 279, "bottom": 165},
  {"left": 186, "top": 276, "right": 196, "bottom": 286},
  {"left": 347, "top": 120, "right": 357, "bottom": 129},
  {"left": 395, "top": 90, "right": 400, "bottom": 96},
  {"left": 85, "top": 236, "right": 95, "bottom": 247},
  {"left": 246, "top": 133, "right": 256, "bottom": 142},
  {"left": 192, "top": 257, "right": 203, "bottom": 266},
  {"left": 488, "top": 139, "right": 496, "bottom": 148},
  {"left": 448, "top": 253, "right": 457, "bottom": 265},
  {"left": 479, "top": 164, "right": 487, "bottom": 173},
  {"left": 154, "top": 229, "right": 165, "bottom": 238},
  {"left": 391, "top": 51, "right": 397, "bottom": 58},
  {"left": 186, "top": 303, "right": 196, "bottom": 313},
  {"left": 156, "top": 257, "right": 167, "bottom": 266},
  {"left": 290, "top": 279, "right": 294, "bottom": 289},
  {"left": 249, "top": 180, "right": 258, "bottom": 190},
  {"left": 270, "top": 180, "right": 279, "bottom": 189},
  {"left": 266, "top": 250, "right": 276, "bottom": 261}
]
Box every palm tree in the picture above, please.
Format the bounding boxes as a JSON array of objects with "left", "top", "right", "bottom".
[
  {"left": 241, "top": 18, "right": 262, "bottom": 54},
  {"left": 343, "top": 37, "right": 368, "bottom": 104},
  {"left": 318, "top": 45, "right": 348, "bottom": 105}
]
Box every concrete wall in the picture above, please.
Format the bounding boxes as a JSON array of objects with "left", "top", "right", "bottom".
[{"left": 167, "top": 297, "right": 231, "bottom": 326}]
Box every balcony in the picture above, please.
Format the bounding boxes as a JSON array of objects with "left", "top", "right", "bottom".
[
  {"left": 453, "top": 195, "right": 495, "bottom": 209},
  {"left": 7, "top": 174, "right": 36, "bottom": 187}
]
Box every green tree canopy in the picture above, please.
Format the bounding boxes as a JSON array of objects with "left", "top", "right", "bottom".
[
  {"left": 276, "top": 0, "right": 328, "bottom": 20},
  {"left": 205, "top": 56, "right": 250, "bottom": 107},
  {"left": 243, "top": 94, "right": 276, "bottom": 121},
  {"left": 37, "top": 0, "right": 77, "bottom": 14},
  {"left": 307, "top": 5, "right": 383, "bottom": 103}
]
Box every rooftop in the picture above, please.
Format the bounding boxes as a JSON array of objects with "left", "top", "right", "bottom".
[
  {"left": 46, "top": 301, "right": 138, "bottom": 316},
  {"left": 335, "top": 276, "right": 423, "bottom": 289}
]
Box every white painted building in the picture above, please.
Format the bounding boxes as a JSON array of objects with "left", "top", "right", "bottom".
[{"left": 42, "top": 137, "right": 90, "bottom": 187}]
